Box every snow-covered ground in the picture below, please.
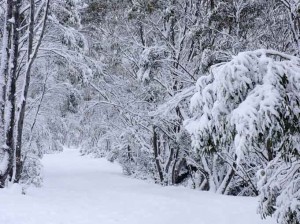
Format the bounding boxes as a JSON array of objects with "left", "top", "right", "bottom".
[{"left": 0, "top": 149, "right": 275, "bottom": 224}]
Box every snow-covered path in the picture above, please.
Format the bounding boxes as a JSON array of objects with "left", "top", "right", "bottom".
[{"left": 0, "top": 149, "right": 275, "bottom": 224}]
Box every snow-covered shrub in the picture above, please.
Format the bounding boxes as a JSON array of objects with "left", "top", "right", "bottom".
[
  {"left": 21, "top": 153, "right": 43, "bottom": 188},
  {"left": 258, "top": 158, "right": 300, "bottom": 224},
  {"left": 108, "top": 128, "right": 156, "bottom": 179},
  {"left": 185, "top": 49, "right": 300, "bottom": 204}
]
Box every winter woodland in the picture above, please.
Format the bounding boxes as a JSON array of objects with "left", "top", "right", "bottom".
[{"left": 0, "top": 0, "right": 299, "bottom": 223}]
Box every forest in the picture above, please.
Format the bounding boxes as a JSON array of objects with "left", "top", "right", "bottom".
[{"left": 0, "top": 0, "right": 299, "bottom": 223}]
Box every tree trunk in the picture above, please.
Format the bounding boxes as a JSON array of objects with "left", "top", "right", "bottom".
[
  {"left": 15, "top": 0, "right": 50, "bottom": 183},
  {"left": 171, "top": 146, "right": 179, "bottom": 184},
  {"left": 217, "top": 155, "right": 237, "bottom": 195},
  {"left": 14, "top": 0, "right": 35, "bottom": 183},
  {"left": 2, "top": 0, "right": 21, "bottom": 185},
  {"left": 153, "top": 126, "right": 164, "bottom": 183},
  {"left": 0, "top": 0, "right": 13, "bottom": 188}
]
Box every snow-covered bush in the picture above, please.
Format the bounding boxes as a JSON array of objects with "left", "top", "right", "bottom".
[
  {"left": 258, "top": 158, "right": 300, "bottom": 224},
  {"left": 21, "top": 153, "right": 43, "bottom": 188},
  {"left": 185, "top": 49, "right": 300, "bottom": 213}
]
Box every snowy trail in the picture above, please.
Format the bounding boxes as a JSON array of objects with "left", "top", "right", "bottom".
[{"left": 0, "top": 149, "right": 275, "bottom": 224}]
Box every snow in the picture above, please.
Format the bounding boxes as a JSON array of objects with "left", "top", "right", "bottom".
[
  {"left": 0, "top": 149, "right": 275, "bottom": 224},
  {"left": 0, "top": 150, "right": 8, "bottom": 174},
  {"left": 7, "top": 18, "right": 15, "bottom": 24}
]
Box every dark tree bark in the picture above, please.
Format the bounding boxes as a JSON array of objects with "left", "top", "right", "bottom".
[
  {"left": 1, "top": 0, "right": 21, "bottom": 186},
  {"left": 14, "top": 0, "right": 35, "bottom": 183},
  {"left": 15, "top": 0, "right": 50, "bottom": 183},
  {"left": 153, "top": 126, "right": 164, "bottom": 183}
]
